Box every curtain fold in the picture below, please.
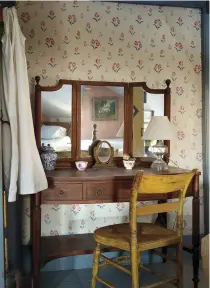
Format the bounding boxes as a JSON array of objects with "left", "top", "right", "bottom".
[{"left": 1, "top": 7, "right": 47, "bottom": 202}]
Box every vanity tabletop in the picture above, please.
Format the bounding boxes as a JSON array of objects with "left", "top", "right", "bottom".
[{"left": 45, "top": 166, "right": 191, "bottom": 181}]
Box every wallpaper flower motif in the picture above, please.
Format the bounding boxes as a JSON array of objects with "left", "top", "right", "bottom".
[{"left": 17, "top": 1, "right": 203, "bottom": 245}]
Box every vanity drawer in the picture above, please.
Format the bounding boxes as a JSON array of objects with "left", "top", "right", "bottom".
[
  {"left": 41, "top": 183, "right": 83, "bottom": 203},
  {"left": 86, "top": 182, "right": 114, "bottom": 201},
  {"left": 116, "top": 181, "right": 133, "bottom": 201}
]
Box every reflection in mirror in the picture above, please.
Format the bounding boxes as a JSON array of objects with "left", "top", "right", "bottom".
[
  {"left": 80, "top": 85, "right": 124, "bottom": 158},
  {"left": 41, "top": 85, "right": 72, "bottom": 159},
  {"left": 98, "top": 141, "right": 112, "bottom": 163},
  {"left": 132, "top": 87, "right": 164, "bottom": 157}
]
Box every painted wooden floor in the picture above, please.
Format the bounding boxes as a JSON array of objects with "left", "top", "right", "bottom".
[{"left": 41, "top": 252, "right": 208, "bottom": 288}]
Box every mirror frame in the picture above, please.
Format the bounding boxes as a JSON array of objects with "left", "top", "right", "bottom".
[
  {"left": 129, "top": 79, "right": 171, "bottom": 166},
  {"left": 34, "top": 76, "right": 77, "bottom": 168},
  {"left": 34, "top": 76, "right": 171, "bottom": 168},
  {"left": 76, "top": 81, "right": 129, "bottom": 162}
]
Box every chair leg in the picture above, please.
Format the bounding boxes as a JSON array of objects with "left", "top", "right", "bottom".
[
  {"left": 92, "top": 243, "right": 101, "bottom": 288},
  {"left": 176, "top": 242, "right": 183, "bottom": 288},
  {"left": 131, "top": 248, "right": 139, "bottom": 288}
]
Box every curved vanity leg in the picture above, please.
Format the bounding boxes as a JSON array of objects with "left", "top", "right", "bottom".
[
  {"left": 192, "top": 173, "right": 200, "bottom": 288},
  {"left": 32, "top": 193, "right": 41, "bottom": 288}
]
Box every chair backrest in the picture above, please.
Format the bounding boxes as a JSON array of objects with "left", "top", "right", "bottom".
[{"left": 129, "top": 170, "right": 197, "bottom": 236}]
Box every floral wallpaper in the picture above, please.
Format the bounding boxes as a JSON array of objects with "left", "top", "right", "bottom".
[{"left": 17, "top": 1, "right": 203, "bottom": 245}]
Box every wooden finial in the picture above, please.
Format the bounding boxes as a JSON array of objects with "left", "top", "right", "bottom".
[
  {"left": 165, "top": 79, "right": 171, "bottom": 88},
  {"left": 92, "top": 124, "right": 97, "bottom": 142},
  {"left": 35, "top": 76, "right": 40, "bottom": 85}
]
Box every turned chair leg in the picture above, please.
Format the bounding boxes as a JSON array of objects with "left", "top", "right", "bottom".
[
  {"left": 92, "top": 243, "right": 101, "bottom": 288},
  {"left": 131, "top": 247, "right": 140, "bottom": 288},
  {"left": 177, "top": 242, "right": 183, "bottom": 288}
]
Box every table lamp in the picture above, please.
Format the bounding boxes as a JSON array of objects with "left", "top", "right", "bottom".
[{"left": 142, "top": 116, "right": 174, "bottom": 171}]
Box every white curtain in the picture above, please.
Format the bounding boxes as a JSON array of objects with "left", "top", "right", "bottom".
[
  {"left": 0, "top": 21, "right": 5, "bottom": 284},
  {"left": 1, "top": 7, "right": 47, "bottom": 202}
]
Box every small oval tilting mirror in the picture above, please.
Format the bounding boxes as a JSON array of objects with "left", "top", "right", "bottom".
[
  {"left": 93, "top": 141, "right": 114, "bottom": 167},
  {"left": 98, "top": 141, "right": 112, "bottom": 163}
]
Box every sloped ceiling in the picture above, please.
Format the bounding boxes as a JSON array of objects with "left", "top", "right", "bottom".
[
  {"left": 42, "top": 84, "right": 72, "bottom": 118},
  {"left": 42, "top": 85, "right": 124, "bottom": 118}
]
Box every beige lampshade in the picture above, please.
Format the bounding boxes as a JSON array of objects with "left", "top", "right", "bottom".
[
  {"left": 116, "top": 122, "right": 124, "bottom": 137},
  {"left": 142, "top": 116, "right": 174, "bottom": 140}
]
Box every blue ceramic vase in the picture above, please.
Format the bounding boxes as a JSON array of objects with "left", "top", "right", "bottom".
[{"left": 40, "top": 144, "right": 57, "bottom": 170}]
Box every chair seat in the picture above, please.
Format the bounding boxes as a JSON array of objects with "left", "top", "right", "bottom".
[{"left": 94, "top": 223, "right": 180, "bottom": 252}]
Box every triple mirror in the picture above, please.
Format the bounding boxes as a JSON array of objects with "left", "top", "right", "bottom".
[{"left": 35, "top": 77, "right": 171, "bottom": 167}]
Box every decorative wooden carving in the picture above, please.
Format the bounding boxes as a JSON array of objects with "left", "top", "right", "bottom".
[{"left": 92, "top": 124, "right": 97, "bottom": 142}]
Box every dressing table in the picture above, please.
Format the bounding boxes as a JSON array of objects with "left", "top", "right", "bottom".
[{"left": 32, "top": 78, "right": 200, "bottom": 288}]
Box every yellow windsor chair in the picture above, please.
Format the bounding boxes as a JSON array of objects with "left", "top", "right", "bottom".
[{"left": 91, "top": 169, "right": 197, "bottom": 288}]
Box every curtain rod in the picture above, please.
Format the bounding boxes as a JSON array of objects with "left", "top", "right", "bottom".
[
  {"left": 0, "top": 2, "right": 16, "bottom": 8},
  {"left": 106, "top": 1, "right": 207, "bottom": 9},
  {"left": 0, "top": 1, "right": 16, "bottom": 21}
]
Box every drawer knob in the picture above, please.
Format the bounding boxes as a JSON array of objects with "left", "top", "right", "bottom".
[
  {"left": 58, "top": 189, "right": 66, "bottom": 196},
  {"left": 96, "top": 189, "right": 103, "bottom": 196}
]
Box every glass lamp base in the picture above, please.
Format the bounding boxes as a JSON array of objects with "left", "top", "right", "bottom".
[
  {"left": 151, "top": 158, "right": 168, "bottom": 171},
  {"left": 149, "top": 141, "right": 168, "bottom": 171}
]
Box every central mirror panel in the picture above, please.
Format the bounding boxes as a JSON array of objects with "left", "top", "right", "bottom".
[
  {"left": 41, "top": 84, "right": 72, "bottom": 159},
  {"left": 80, "top": 85, "right": 124, "bottom": 158},
  {"left": 132, "top": 86, "right": 164, "bottom": 157}
]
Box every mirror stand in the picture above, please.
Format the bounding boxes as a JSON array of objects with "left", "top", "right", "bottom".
[{"left": 93, "top": 140, "right": 115, "bottom": 168}]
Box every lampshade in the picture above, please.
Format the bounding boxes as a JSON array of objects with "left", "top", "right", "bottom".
[
  {"left": 142, "top": 116, "right": 174, "bottom": 140},
  {"left": 116, "top": 122, "right": 124, "bottom": 137}
]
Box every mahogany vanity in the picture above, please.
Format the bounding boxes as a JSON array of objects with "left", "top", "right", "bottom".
[{"left": 32, "top": 78, "right": 200, "bottom": 288}]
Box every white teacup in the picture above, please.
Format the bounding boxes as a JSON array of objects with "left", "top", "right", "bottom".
[
  {"left": 123, "top": 160, "right": 135, "bottom": 170},
  {"left": 75, "top": 161, "right": 88, "bottom": 171}
]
